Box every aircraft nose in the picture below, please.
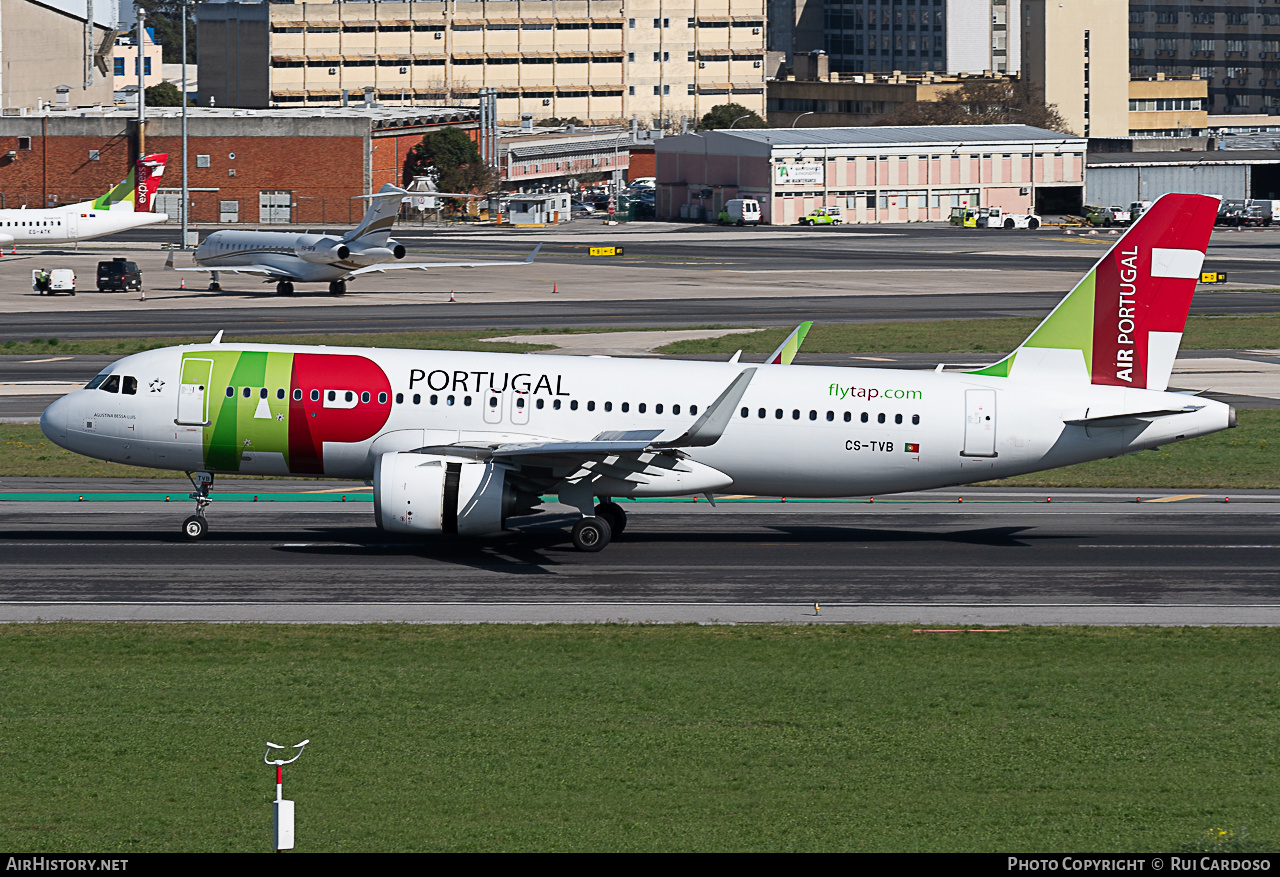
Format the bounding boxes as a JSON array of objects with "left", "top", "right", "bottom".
[{"left": 40, "top": 393, "right": 71, "bottom": 446}]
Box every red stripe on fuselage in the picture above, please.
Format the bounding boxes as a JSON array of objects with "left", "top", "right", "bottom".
[{"left": 287, "top": 353, "right": 393, "bottom": 474}]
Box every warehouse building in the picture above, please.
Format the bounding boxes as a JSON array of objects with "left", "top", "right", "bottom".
[
  {"left": 1085, "top": 151, "right": 1280, "bottom": 207},
  {"left": 654, "top": 124, "right": 1086, "bottom": 224}
]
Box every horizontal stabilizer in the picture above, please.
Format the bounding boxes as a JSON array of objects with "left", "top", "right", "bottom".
[{"left": 1064, "top": 406, "right": 1203, "bottom": 428}]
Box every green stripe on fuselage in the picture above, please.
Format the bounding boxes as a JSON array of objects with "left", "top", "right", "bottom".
[{"left": 194, "top": 350, "right": 294, "bottom": 472}]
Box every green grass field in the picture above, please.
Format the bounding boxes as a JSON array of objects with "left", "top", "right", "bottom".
[
  {"left": 0, "top": 624, "right": 1274, "bottom": 852},
  {"left": 4, "top": 412, "right": 1276, "bottom": 488}
]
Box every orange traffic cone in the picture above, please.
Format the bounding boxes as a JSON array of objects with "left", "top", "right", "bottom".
[
  {"left": 449, "top": 290, "right": 456, "bottom": 302},
  {"left": 180, "top": 277, "right": 185, "bottom": 290},
  {"left": 140, "top": 289, "right": 146, "bottom": 301},
  {"left": 553, "top": 282, "right": 558, "bottom": 294}
]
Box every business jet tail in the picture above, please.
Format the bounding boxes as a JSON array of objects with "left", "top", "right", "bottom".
[
  {"left": 81, "top": 153, "right": 169, "bottom": 213},
  {"left": 344, "top": 184, "right": 409, "bottom": 247},
  {"left": 968, "top": 192, "right": 1219, "bottom": 391}
]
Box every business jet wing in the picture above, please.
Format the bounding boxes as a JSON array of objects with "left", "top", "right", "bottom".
[
  {"left": 346, "top": 244, "right": 542, "bottom": 276},
  {"left": 416, "top": 369, "right": 757, "bottom": 478},
  {"left": 163, "top": 251, "right": 302, "bottom": 280}
]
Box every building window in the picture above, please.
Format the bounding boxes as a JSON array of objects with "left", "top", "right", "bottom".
[{"left": 113, "top": 58, "right": 125, "bottom": 76}]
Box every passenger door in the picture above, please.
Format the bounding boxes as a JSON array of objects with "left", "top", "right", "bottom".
[
  {"left": 962, "top": 389, "right": 997, "bottom": 457},
  {"left": 176, "top": 358, "right": 213, "bottom": 426}
]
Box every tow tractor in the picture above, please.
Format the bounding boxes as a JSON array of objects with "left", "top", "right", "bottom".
[{"left": 949, "top": 206, "right": 1041, "bottom": 229}]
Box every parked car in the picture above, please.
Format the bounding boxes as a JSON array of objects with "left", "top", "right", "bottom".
[
  {"left": 718, "top": 198, "right": 762, "bottom": 226},
  {"left": 570, "top": 199, "right": 596, "bottom": 217},
  {"left": 628, "top": 177, "right": 656, "bottom": 189},
  {"left": 96, "top": 257, "right": 142, "bottom": 292},
  {"left": 799, "top": 206, "right": 843, "bottom": 226},
  {"left": 33, "top": 268, "right": 75, "bottom": 295},
  {"left": 1084, "top": 205, "right": 1130, "bottom": 227}
]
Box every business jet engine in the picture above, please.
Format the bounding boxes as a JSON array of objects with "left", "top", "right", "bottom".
[
  {"left": 294, "top": 234, "right": 349, "bottom": 264},
  {"left": 373, "top": 451, "right": 540, "bottom": 536}
]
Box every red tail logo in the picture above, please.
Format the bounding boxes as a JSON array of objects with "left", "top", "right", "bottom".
[{"left": 134, "top": 153, "right": 168, "bottom": 213}]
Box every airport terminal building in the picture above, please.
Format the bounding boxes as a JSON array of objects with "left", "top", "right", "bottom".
[{"left": 654, "top": 125, "right": 1087, "bottom": 225}]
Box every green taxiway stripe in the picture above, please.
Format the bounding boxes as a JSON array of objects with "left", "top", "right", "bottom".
[{"left": 0, "top": 494, "right": 1176, "bottom": 504}]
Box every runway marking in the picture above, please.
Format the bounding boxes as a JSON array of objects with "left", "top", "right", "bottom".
[
  {"left": 1081, "top": 544, "right": 1279, "bottom": 549},
  {"left": 306, "top": 486, "right": 373, "bottom": 494},
  {"left": 1141, "top": 494, "right": 1206, "bottom": 503},
  {"left": 850, "top": 356, "right": 896, "bottom": 362},
  {"left": 19, "top": 356, "right": 74, "bottom": 363}
]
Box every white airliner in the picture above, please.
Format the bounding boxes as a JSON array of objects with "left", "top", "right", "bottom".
[
  {"left": 42, "top": 193, "right": 1231, "bottom": 551},
  {"left": 164, "top": 183, "right": 538, "bottom": 296},
  {"left": 0, "top": 154, "right": 168, "bottom": 244}
]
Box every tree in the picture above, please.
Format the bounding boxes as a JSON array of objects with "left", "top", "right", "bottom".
[
  {"left": 697, "top": 104, "right": 767, "bottom": 131},
  {"left": 130, "top": 1, "right": 204, "bottom": 65},
  {"left": 875, "top": 79, "right": 1073, "bottom": 134},
  {"left": 145, "top": 81, "right": 189, "bottom": 107},
  {"left": 404, "top": 127, "right": 495, "bottom": 195}
]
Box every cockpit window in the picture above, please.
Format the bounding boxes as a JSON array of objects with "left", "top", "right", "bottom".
[
  {"left": 100, "top": 375, "right": 120, "bottom": 393},
  {"left": 85, "top": 373, "right": 108, "bottom": 390},
  {"left": 122, "top": 376, "right": 138, "bottom": 395}
]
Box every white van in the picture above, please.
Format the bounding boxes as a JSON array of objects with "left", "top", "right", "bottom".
[
  {"left": 719, "top": 198, "right": 762, "bottom": 226},
  {"left": 33, "top": 268, "right": 75, "bottom": 295}
]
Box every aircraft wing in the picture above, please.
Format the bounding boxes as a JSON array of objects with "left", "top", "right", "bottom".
[
  {"left": 346, "top": 244, "right": 541, "bottom": 276},
  {"left": 414, "top": 369, "right": 757, "bottom": 482},
  {"left": 163, "top": 251, "right": 302, "bottom": 280}
]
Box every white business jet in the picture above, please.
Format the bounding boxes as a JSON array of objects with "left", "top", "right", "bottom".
[
  {"left": 43, "top": 193, "right": 1231, "bottom": 551},
  {"left": 0, "top": 154, "right": 168, "bottom": 244},
  {"left": 164, "top": 183, "right": 538, "bottom": 296}
]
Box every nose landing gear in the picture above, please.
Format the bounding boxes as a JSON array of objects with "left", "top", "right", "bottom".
[
  {"left": 275, "top": 280, "right": 295, "bottom": 296},
  {"left": 328, "top": 280, "right": 346, "bottom": 296},
  {"left": 183, "top": 471, "right": 214, "bottom": 540}
]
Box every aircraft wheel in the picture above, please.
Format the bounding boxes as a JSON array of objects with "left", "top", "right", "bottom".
[
  {"left": 595, "top": 501, "right": 627, "bottom": 536},
  {"left": 329, "top": 281, "right": 346, "bottom": 296},
  {"left": 182, "top": 515, "right": 207, "bottom": 540},
  {"left": 571, "top": 516, "right": 611, "bottom": 552}
]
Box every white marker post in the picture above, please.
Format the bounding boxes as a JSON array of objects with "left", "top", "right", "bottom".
[{"left": 264, "top": 740, "right": 309, "bottom": 851}]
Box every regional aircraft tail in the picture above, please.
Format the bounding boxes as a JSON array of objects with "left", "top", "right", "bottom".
[
  {"left": 78, "top": 153, "right": 169, "bottom": 213},
  {"left": 968, "top": 192, "right": 1219, "bottom": 391}
]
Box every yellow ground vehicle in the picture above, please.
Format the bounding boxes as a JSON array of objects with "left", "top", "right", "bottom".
[{"left": 949, "top": 207, "right": 981, "bottom": 227}]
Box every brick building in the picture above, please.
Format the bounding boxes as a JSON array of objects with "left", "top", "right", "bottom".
[{"left": 0, "top": 106, "right": 477, "bottom": 224}]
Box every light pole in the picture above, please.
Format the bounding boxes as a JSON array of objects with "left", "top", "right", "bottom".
[
  {"left": 729, "top": 114, "right": 752, "bottom": 129},
  {"left": 181, "top": 0, "right": 189, "bottom": 248},
  {"left": 792, "top": 111, "right": 816, "bottom": 128},
  {"left": 136, "top": 7, "right": 146, "bottom": 157}
]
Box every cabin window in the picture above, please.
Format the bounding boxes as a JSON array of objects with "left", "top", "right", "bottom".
[
  {"left": 122, "top": 377, "right": 138, "bottom": 395},
  {"left": 895, "top": 414, "right": 902, "bottom": 424},
  {"left": 740, "top": 407, "right": 748, "bottom": 418},
  {"left": 844, "top": 412, "right": 852, "bottom": 422},
  {"left": 655, "top": 403, "right": 664, "bottom": 414},
  {"left": 826, "top": 411, "right": 834, "bottom": 421},
  {"left": 463, "top": 395, "right": 472, "bottom": 406},
  {"left": 554, "top": 399, "right": 562, "bottom": 410},
  {"left": 638, "top": 403, "right": 647, "bottom": 414},
  {"left": 775, "top": 409, "right": 783, "bottom": 419},
  {"left": 430, "top": 395, "right": 438, "bottom": 405},
  {"left": 673, "top": 404, "right": 681, "bottom": 415},
  {"left": 378, "top": 392, "right": 387, "bottom": 404},
  {"left": 395, "top": 392, "right": 403, "bottom": 404},
  {"left": 912, "top": 414, "right": 920, "bottom": 425},
  {"left": 604, "top": 401, "right": 612, "bottom": 412},
  {"left": 516, "top": 397, "right": 525, "bottom": 410},
  {"left": 792, "top": 410, "right": 800, "bottom": 420},
  {"left": 861, "top": 412, "right": 869, "bottom": 423},
  {"left": 310, "top": 389, "right": 320, "bottom": 402},
  {"left": 489, "top": 396, "right": 498, "bottom": 407},
  {"left": 691, "top": 405, "right": 698, "bottom": 415},
  {"left": 226, "top": 386, "right": 235, "bottom": 398},
  {"left": 327, "top": 391, "right": 336, "bottom": 402},
  {"left": 101, "top": 375, "right": 121, "bottom": 393},
  {"left": 537, "top": 398, "right": 545, "bottom": 409},
  {"left": 809, "top": 410, "right": 817, "bottom": 421},
  {"left": 361, "top": 392, "right": 370, "bottom": 403},
  {"left": 570, "top": 400, "right": 579, "bottom": 410},
  {"left": 587, "top": 401, "right": 595, "bottom": 411},
  {"left": 260, "top": 388, "right": 268, "bottom": 399},
  {"left": 758, "top": 408, "right": 766, "bottom": 418},
  {"left": 446, "top": 395, "right": 454, "bottom": 406},
  {"left": 278, "top": 389, "right": 286, "bottom": 400},
  {"left": 621, "top": 402, "right": 629, "bottom": 412},
  {"left": 878, "top": 413, "right": 886, "bottom": 424},
  {"left": 344, "top": 391, "right": 354, "bottom": 403},
  {"left": 413, "top": 394, "right": 421, "bottom": 404}
]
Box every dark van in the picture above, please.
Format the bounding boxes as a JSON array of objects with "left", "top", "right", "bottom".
[{"left": 96, "top": 258, "right": 142, "bottom": 292}]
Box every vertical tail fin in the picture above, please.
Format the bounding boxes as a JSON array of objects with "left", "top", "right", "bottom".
[
  {"left": 968, "top": 193, "right": 1219, "bottom": 390},
  {"left": 343, "top": 184, "right": 408, "bottom": 246},
  {"left": 89, "top": 153, "right": 168, "bottom": 212},
  {"left": 134, "top": 153, "right": 167, "bottom": 213},
  {"left": 767, "top": 321, "right": 813, "bottom": 365}
]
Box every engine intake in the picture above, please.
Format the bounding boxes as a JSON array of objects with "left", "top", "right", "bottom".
[
  {"left": 374, "top": 452, "right": 537, "bottom": 536},
  {"left": 294, "top": 234, "right": 349, "bottom": 264}
]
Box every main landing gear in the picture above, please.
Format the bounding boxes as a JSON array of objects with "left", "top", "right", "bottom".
[
  {"left": 328, "top": 280, "right": 346, "bottom": 296},
  {"left": 182, "top": 471, "right": 214, "bottom": 540},
  {"left": 275, "top": 280, "right": 295, "bottom": 296},
  {"left": 571, "top": 501, "right": 628, "bottom": 552}
]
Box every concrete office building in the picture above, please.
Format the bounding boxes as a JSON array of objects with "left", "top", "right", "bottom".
[
  {"left": 654, "top": 123, "right": 1086, "bottom": 225},
  {"left": 0, "top": 0, "right": 118, "bottom": 112},
  {"left": 1128, "top": 0, "right": 1280, "bottom": 117},
  {"left": 1020, "top": 0, "right": 1128, "bottom": 138},
  {"left": 819, "top": 0, "right": 1022, "bottom": 76},
  {"left": 197, "top": 0, "right": 767, "bottom": 129}
]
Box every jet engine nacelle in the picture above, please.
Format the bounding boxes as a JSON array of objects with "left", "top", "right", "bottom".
[
  {"left": 373, "top": 451, "right": 537, "bottom": 535},
  {"left": 342, "top": 243, "right": 396, "bottom": 265},
  {"left": 294, "top": 234, "right": 350, "bottom": 264}
]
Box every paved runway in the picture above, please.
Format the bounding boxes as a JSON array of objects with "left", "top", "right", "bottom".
[{"left": 2, "top": 486, "right": 1278, "bottom": 625}]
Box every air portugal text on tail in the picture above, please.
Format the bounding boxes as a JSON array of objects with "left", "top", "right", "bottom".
[
  {"left": 0, "top": 153, "right": 169, "bottom": 246},
  {"left": 39, "top": 193, "right": 1235, "bottom": 552}
]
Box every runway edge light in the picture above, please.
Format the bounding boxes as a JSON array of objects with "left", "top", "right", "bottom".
[{"left": 265, "top": 738, "right": 310, "bottom": 851}]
